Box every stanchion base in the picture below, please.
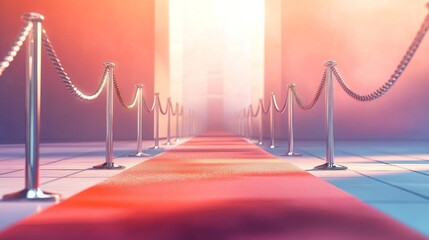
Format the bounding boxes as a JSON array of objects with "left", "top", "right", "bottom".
[
  {"left": 314, "top": 163, "right": 347, "bottom": 170},
  {"left": 164, "top": 142, "right": 172, "bottom": 146},
  {"left": 269, "top": 145, "right": 276, "bottom": 149},
  {"left": 128, "top": 152, "right": 150, "bottom": 157},
  {"left": 281, "top": 152, "right": 302, "bottom": 157},
  {"left": 175, "top": 139, "right": 180, "bottom": 143},
  {"left": 93, "top": 162, "right": 125, "bottom": 169},
  {"left": 150, "top": 145, "right": 160, "bottom": 149},
  {"left": 3, "top": 188, "right": 60, "bottom": 201},
  {"left": 258, "top": 141, "right": 263, "bottom": 145}
]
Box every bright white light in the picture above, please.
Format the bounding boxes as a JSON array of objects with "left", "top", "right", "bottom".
[{"left": 170, "top": 0, "right": 265, "bottom": 130}]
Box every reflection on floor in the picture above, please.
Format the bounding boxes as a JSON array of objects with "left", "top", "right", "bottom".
[
  {"left": 0, "top": 140, "right": 172, "bottom": 231},
  {"left": 0, "top": 139, "right": 428, "bottom": 236},
  {"left": 263, "top": 140, "right": 429, "bottom": 236}
]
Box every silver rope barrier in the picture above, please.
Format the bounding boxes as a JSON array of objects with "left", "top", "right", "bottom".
[
  {"left": 93, "top": 62, "right": 124, "bottom": 169},
  {"left": 189, "top": 110, "right": 195, "bottom": 136},
  {"left": 128, "top": 84, "right": 150, "bottom": 157},
  {"left": 188, "top": 110, "right": 192, "bottom": 137},
  {"left": 249, "top": 104, "right": 260, "bottom": 141},
  {"left": 248, "top": 107, "right": 253, "bottom": 139},
  {"left": 270, "top": 93, "right": 289, "bottom": 148},
  {"left": 241, "top": 109, "right": 246, "bottom": 137},
  {"left": 1, "top": 13, "right": 185, "bottom": 201},
  {"left": 175, "top": 102, "right": 181, "bottom": 142},
  {"left": 257, "top": 99, "right": 264, "bottom": 144},
  {"left": 151, "top": 93, "right": 161, "bottom": 149},
  {"left": 42, "top": 30, "right": 109, "bottom": 101},
  {"left": 113, "top": 73, "right": 140, "bottom": 110},
  {"left": 332, "top": 10, "right": 429, "bottom": 102},
  {"left": 190, "top": 110, "right": 195, "bottom": 136},
  {"left": 164, "top": 98, "right": 173, "bottom": 145},
  {"left": 272, "top": 91, "right": 288, "bottom": 114},
  {"left": 315, "top": 61, "right": 347, "bottom": 170},
  {"left": 181, "top": 106, "right": 187, "bottom": 138},
  {"left": 142, "top": 95, "right": 157, "bottom": 113},
  {"left": 0, "top": 22, "right": 32, "bottom": 77},
  {"left": 246, "top": 107, "right": 251, "bottom": 138},
  {"left": 269, "top": 93, "right": 276, "bottom": 148},
  {"left": 281, "top": 84, "right": 301, "bottom": 157},
  {"left": 291, "top": 70, "right": 327, "bottom": 111},
  {"left": 243, "top": 108, "right": 248, "bottom": 138},
  {"left": 3, "top": 13, "right": 61, "bottom": 201}
]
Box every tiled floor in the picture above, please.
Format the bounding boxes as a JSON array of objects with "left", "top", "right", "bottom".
[
  {"left": 0, "top": 140, "right": 174, "bottom": 231},
  {"left": 262, "top": 140, "right": 429, "bottom": 236},
  {"left": 1, "top": 138, "right": 429, "bottom": 237}
]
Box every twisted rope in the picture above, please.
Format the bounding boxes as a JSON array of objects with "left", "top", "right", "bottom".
[
  {"left": 157, "top": 96, "right": 169, "bottom": 115},
  {"left": 271, "top": 93, "right": 288, "bottom": 113},
  {"left": 260, "top": 98, "right": 271, "bottom": 115},
  {"left": 333, "top": 14, "right": 429, "bottom": 102},
  {"left": 170, "top": 101, "right": 177, "bottom": 116},
  {"left": 250, "top": 103, "right": 260, "bottom": 117},
  {"left": 291, "top": 70, "right": 327, "bottom": 110},
  {"left": 42, "top": 30, "right": 108, "bottom": 101},
  {"left": 0, "top": 22, "right": 32, "bottom": 77},
  {"left": 112, "top": 73, "right": 139, "bottom": 110},
  {"left": 142, "top": 95, "right": 156, "bottom": 113}
]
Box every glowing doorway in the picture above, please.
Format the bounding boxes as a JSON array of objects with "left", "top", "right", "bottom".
[{"left": 169, "top": 0, "right": 265, "bottom": 131}]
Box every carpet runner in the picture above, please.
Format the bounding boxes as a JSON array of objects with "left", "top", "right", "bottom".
[{"left": 0, "top": 132, "right": 426, "bottom": 239}]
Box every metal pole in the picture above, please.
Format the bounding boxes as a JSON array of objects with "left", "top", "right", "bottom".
[
  {"left": 152, "top": 93, "right": 160, "bottom": 149},
  {"left": 175, "top": 102, "right": 180, "bottom": 142},
  {"left": 248, "top": 109, "right": 252, "bottom": 139},
  {"left": 269, "top": 93, "right": 275, "bottom": 148},
  {"left": 315, "top": 61, "right": 347, "bottom": 170},
  {"left": 192, "top": 112, "right": 197, "bottom": 135},
  {"left": 94, "top": 62, "right": 124, "bottom": 169},
  {"left": 181, "top": 107, "right": 186, "bottom": 138},
  {"left": 258, "top": 99, "right": 263, "bottom": 145},
  {"left": 3, "top": 13, "right": 61, "bottom": 201},
  {"left": 165, "top": 98, "right": 172, "bottom": 145},
  {"left": 187, "top": 110, "right": 191, "bottom": 137},
  {"left": 282, "top": 84, "right": 301, "bottom": 156},
  {"left": 238, "top": 111, "right": 244, "bottom": 137},
  {"left": 129, "top": 84, "right": 149, "bottom": 157},
  {"left": 189, "top": 110, "right": 193, "bottom": 136}
]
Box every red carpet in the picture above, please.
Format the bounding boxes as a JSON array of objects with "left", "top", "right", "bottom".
[{"left": 0, "top": 132, "right": 426, "bottom": 239}]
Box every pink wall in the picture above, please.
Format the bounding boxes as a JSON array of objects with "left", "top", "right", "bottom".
[
  {"left": 266, "top": 0, "right": 429, "bottom": 140},
  {"left": 0, "top": 0, "right": 155, "bottom": 142}
]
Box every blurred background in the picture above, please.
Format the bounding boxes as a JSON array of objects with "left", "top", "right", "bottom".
[{"left": 0, "top": 0, "right": 428, "bottom": 142}]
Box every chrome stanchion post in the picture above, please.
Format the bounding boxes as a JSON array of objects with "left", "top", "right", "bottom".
[
  {"left": 247, "top": 107, "right": 252, "bottom": 139},
  {"left": 240, "top": 109, "right": 245, "bottom": 136},
  {"left": 192, "top": 113, "right": 196, "bottom": 136},
  {"left": 315, "top": 61, "right": 347, "bottom": 170},
  {"left": 240, "top": 109, "right": 245, "bottom": 137},
  {"left": 175, "top": 102, "right": 180, "bottom": 142},
  {"left": 192, "top": 111, "right": 196, "bottom": 135},
  {"left": 164, "top": 98, "right": 172, "bottom": 145},
  {"left": 3, "top": 13, "right": 61, "bottom": 201},
  {"left": 258, "top": 99, "right": 263, "bottom": 145},
  {"left": 94, "top": 62, "right": 124, "bottom": 169},
  {"left": 186, "top": 109, "right": 192, "bottom": 137},
  {"left": 237, "top": 112, "right": 240, "bottom": 136},
  {"left": 189, "top": 111, "right": 192, "bottom": 136},
  {"left": 282, "top": 84, "right": 301, "bottom": 156},
  {"left": 234, "top": 113, "right": 238, "bottom": 135},
  {"left": 269, "top": 93, "right": 275, "bottom": 148},
  {"left": 151, "top": 93, "right": 160, "bottom": 149},
  {"left": 181, "top": 107, "right": 186, "bottom": 138},
  {"left": 129, "top": 84, "right": 149, "bottom": 157}
]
